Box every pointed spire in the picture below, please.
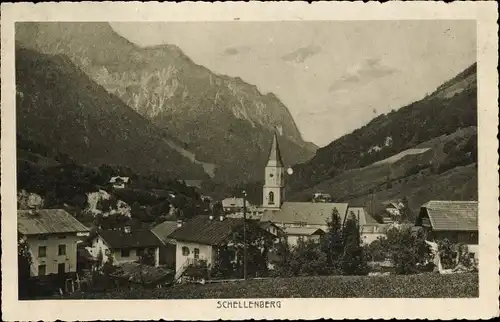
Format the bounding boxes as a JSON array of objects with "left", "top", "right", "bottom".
[{"left": 267, "top": 130, "right": 284, "bottom": 167}]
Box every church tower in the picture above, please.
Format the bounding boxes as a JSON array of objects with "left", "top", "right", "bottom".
[{"left": 262, "top": 131, "right": 285, "bottom": 209}]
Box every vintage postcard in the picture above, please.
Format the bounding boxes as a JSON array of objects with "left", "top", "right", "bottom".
[{"left": 1, "top": 1, "right": 499, "bottom": 321}]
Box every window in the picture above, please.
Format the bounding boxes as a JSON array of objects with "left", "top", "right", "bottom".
[
  {"left": 121, "top": 249, "right": 130, "bottom": 257},
  {"left": 38, "top": 265, "right": 46, "bottom": 276},
  {"left": 268, "top": 191, "right": 275, "bottom": 204},
  {"left": 58, "top": 244, "right": 66, "bottom": 256},
  {"left": 38, "top": 246, "right": 46, "bottom": 258},
  {"left": 58, "top": 263, "right": 65, "bottom": 274},
  {"left": 137, "top": 248, "right": 145, "bottom": 257},
  {"left": 194, "top": 248, "right": 200, "bottom": 259},
  {"left": 182, "top": 246, "right": 189, "bottom": 256}
]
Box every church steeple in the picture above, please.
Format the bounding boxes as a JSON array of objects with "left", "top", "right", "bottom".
[
  {"left": 267, "top": 131, "right": 284, "bottom": 167},
  {"left": 263, "top": 130, "right": 285, "bottom": 209}
]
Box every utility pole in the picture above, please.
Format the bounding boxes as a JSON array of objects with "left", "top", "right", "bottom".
[{"left": 242, "top": 190, "right": 248, "bottom": 280}]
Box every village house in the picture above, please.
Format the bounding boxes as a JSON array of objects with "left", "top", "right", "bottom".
[
  {"left": 381, "top": 201, "right": 405, "bottom": 223},
  {"left": 312, "top": 192, "right": 333, "bottom": 203},
  {"left": 109, "top": 176, "right": 130, "bottom": 189},
  {"left": 222, "top": 197, "right": 264, "bottom": 217},
  {"left": 283, "top": 227, "right": 325, "bottom": 246},
  {"left": 87, "top": 227, "right": 163, "bottom": 267},
  {"left": 17, "top": 209, "right": 90, "bottom": 279},
  {"left": 258, "top": 220, "right": 285, "bottom": 239},
  {"left": 168, "top": 215, "right": 276, "bottom": 280},
  {"left": 151, "top": 220, "right": 179, "bottom": 268},
  {"left": 415, "top": 200, "right": 478, "bottom": 257},
  {"left": 179, "top": 179, "right": 203, "bottom": 193},
  {"left": 348, "top": 206, "right": 388, "bottom": 244}
]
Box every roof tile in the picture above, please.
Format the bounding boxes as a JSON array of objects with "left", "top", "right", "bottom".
[
  {"left": 422, "top": 200, "right": 478, "bottom": 231},
  {"left": 18, "top": 209, "right": 90, "bottom": 235}
]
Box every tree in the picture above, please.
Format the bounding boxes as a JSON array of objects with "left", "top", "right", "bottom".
[
  {"left": 96, "top": 249, "right": 104, "bottom": 269},
  {"left": 400, "top": 196, "right": 414, "bottom": 223},
  {"left": 18, "top": 234, "right": 32, "bottom": 299},
  {"left": 339, "top": 213, "right": 368, "bottom": 275},
  {"left": 212, "top": 245, "right": 235, "bottom": 279},
  {"left": 320, "top": 208, "right": 344, "bottom": 273},
  {"left": 139, "top": 249, "right": 156, "bottom": 266},
  {"left": 270, "top": 239, "right": 293, "bottom": 277},
  {"left": 364, "top": 237, "right": 388, "bottom": 262},
  {"left": 384, "top": 225, "right": 431, "bottom": 274},
  {"left": 290, "top": 239, "right": 329, "bottom": 276}
]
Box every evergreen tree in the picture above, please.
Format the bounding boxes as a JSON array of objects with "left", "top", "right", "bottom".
[
  {"left": 18, "top": 234, "right": 32, "bottom": 299},
  {"left": 339, "top": 213, "right": 368, "bottom": 275},
  {"left": 320, "top": 208, "right": 344, "bottom": 273}
]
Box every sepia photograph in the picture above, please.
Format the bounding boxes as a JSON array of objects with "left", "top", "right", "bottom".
[{"left": 1, "top": 1, "right": 498, "bottom": 321}]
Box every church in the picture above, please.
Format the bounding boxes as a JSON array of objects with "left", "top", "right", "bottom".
[{"left": 259, "top": 131, "right": 354, "bottom": 245}]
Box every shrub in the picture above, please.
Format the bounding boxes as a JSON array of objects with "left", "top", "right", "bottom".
[{"left": 383, "top": 225, "right": 432, "bottom": 274}]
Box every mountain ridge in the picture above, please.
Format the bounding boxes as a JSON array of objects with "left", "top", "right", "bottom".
[
  {"left": 16, "top": 46, "right": 209, "bottom": 180},
  {"left": 15, "top": 22, "right": 317, "bottom": 184}
]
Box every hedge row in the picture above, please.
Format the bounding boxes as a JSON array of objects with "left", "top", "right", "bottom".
[{"left": 65, "top": 272, "right": 478, "bottom": 299}]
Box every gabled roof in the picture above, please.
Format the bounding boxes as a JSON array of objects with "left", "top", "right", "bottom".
[
  {"left": 259, "top": 220, "right": 281, "bottom": 230},
  {"left": 266, "top": 131, "right": 284, "bottom": 167},
  {"left": 346, "top": 207, "right": 375, "bottom": 225},
  {"left": 152, "top": 221, "right": 179, "bottom": 245},
  {"left": 98, "top": 229, "right": 163, "bottom": 249},
  {"left": 18, "top": 209, "right": 90, "bottom": 235},
  {"left": 182, "top": 180, "right": 203, "bottom": 189},
  {"left": 169, "top": 215, "right": 247, "bottom": 245},
  {"left": 109, "top": 176, "right": 130, "bottom": 183},
  {"left": 419, "top": 200, "right": 478, "bottom": 231},
  {"left": 284, "top": 227, "right": 325, "bottom": 236},
  {"left": 222, "top": 197, "right": 246, "bottom": 208},
  {"left": 261, "top": 202, "right": 349, "bottom": 226}
]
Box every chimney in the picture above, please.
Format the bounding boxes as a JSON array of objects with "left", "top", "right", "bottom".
[{"left": 177, "top": 220, "right": 183, "bottom": 228}]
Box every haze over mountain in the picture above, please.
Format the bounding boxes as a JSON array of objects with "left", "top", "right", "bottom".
[{"left": 15, "top": 22, "right": 316, "bottom": 185}]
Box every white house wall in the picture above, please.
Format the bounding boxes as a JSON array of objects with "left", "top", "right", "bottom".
[
  {"left": 27, "top": 233, "right": 81, "bottom": 276},
  {"left": 87, "top": 236, "right": 160, "bottom": 267},
  {"left": 175, "top": 240, "right": 213, "bottom": 273}
]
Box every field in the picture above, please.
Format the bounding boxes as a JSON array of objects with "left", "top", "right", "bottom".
[{"left": 65, "top": 273, "right": 478, "bottom": 299}]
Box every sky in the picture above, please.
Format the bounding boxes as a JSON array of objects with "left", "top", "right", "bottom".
[{"left": 111, "top": 21, "right": 476, "bottom": 147}]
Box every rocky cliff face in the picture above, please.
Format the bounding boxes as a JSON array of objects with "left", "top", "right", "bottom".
[{"left": 16, "top": 22, "right": 316, "bottom": 184}]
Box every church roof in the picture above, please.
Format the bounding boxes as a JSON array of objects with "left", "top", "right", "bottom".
[
  {"left": 261, "top": 202, "right": 350, "bottom": 226},
  {"left": 267, "top": 131, "right": 284, "bottom": 167}
]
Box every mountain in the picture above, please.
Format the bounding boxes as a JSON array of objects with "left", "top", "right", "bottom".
[
  {"left": 15, "top": 22, "right": 317, "bottom": 184},
  {"left": 16, "top": 47, "right": 208, "bottom": 181},
  {"left": 287, "top": 63, "right": 478, "bottom": 217}
]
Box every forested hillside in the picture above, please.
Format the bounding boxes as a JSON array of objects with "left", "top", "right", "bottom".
[
  {"left": 287, "top": 63, "right": 478, "bottom": 218},
  {"left": 17, "top": 136, "right": 209, "bottom": 229},
  {"left": 16, "top": 47, "right": 208, "bottom": 181}
]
